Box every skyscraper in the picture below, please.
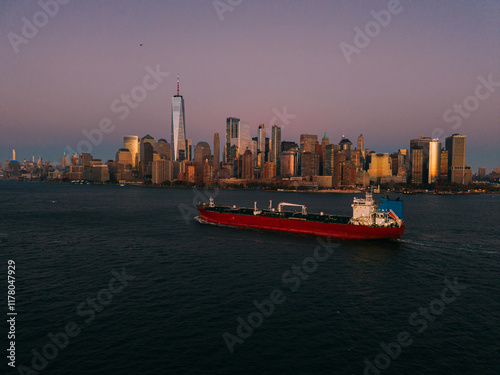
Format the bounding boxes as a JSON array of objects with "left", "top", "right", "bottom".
[
  {"left": 270, "top": 125, "right": 281, "bottom": 175},
  {"left": 140, "top": 134, "right": 155, "bottom": 161},
  {"left": 324, "top": 144, "right": 336, "bottom": 176},
  {"left": 428, "top": 139, "right": 441, "bottom": 183},
  {"left": 339, "top": 134, "right": 353, "bottom": 160},
  {"left": 367, "top": 153, "right": 392, "bottom": 180},
  {"left": 249, "top": 140, "right": 258, "bottom": 168},
  {"left": 225, "top": 117, "right": 240, "bottom": 163},
  {"left": 300, "top": 134, "right": 317, "bottom": 153},
  {"left": 124, "top": 136, "right": 139, "bottom": 167},
  {"left": 410, "top": 137, "right": 432, "bottom": 184},
  {"left": 185, "top": 139, "right": 192, "bottom": 161},
  {"left": 321, "top": 132, "right": 330, "bottom": 148},
  {"left": 357, "top": 134, "right": 364, "bottom": 156},
  {"left": 60, "top": 150, "right": 69, "bottom": 167},
  {"left": 242, "top": 149, "right": 254, "bottom": 180},
  {"left": 238, "top": 121, "right": 250, "bottom": 155},
  {"left": 152, "top": 160, "right": 173, "bottom": 184},
  {"left": 281, "top": 148, "right": 299, "bottom": 177},
  {"left": 445, "top": 134, "right": 468, "bottom": 184},
  {"left": 139, "top": 138, "right": 154, "bottom": 179},
  {"left": 171, "top": 75, "right": 187, "bottom": 161},
  {"left": 301, "top": 152, "right": 320, "bottom": 177},
  {"left": 410, "top": 148, "right": 423, "bottom": 184},
  {"left": 213, "top": 133, "right": 220, "bottom": 169},
  {"left": 257, "top": 124, "right": 266, "bottom": 154},
  {"left": 193, "top": 142, "right": 211, "bottom": 176},
  {"left": 440, "top": 149, "right": 448, "bottom": 182},
  {"left": 154, "top": 139, "right": 171, "bottom": 160},
  {"left": 478, "top": 167, "right": 486, "bottom": 179}
]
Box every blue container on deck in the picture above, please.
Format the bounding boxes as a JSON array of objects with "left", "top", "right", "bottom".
[{"left": 378, "top": 197, "right": 404, "bottom": 219}]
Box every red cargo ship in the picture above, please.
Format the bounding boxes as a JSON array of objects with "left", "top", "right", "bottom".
[{"left": 196, "top": 192, "right": 405, "bottom": 240}]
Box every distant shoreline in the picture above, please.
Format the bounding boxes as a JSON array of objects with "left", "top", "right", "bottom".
[{"left": 2, "top": 178, "right": 498, "bottom": 195}]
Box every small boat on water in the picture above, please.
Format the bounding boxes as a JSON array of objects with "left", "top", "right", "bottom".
[{"left": 196, "top": 192, "right": 405, "bottom": 240}]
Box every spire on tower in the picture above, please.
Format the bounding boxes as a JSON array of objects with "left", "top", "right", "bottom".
[{"left": 177, "top": 74, "right": 179, "bottom": 96}]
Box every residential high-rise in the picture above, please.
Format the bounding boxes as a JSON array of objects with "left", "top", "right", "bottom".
[
  {"left": 270, "top": 125, "right": 281, "bottom": 175},
  {"left": 225, "top": 117, "right": 240, "bottom": 163},
  {"left": 171, "top": 75, "right": 187, "bottom": 161},
  {"left": 213, "top": 133, "right": 220, "bottom": 169},
  {"left": 152, "top": 160, "right": 173, "bottom": 184},
  {"left": 249, "top": 140, "right": 258, "bottom": 168},
  {"left": 124, "top": 136, "right": 139, "bottom": 167},
  {"left": 257, "top": 124, "right": 266, "bottom": 155},
  {"left": 203, "top": 160, "right": 214, "bottom": 183},
  {"left": 238, "top": 121, "right": 250, "bottom": 155},
  {"left": 445, "top": 134, "right": 468, "bottom": 184}
]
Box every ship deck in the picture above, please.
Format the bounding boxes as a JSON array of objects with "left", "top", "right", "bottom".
[{"left": 203, "top": 204, "right": 352, "bottom": 225}]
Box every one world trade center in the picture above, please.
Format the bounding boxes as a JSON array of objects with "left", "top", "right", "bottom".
[{"left": 171, "top": 75, "right": 187, "bottom": 161}]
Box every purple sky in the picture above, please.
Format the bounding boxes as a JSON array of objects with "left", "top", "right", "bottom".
[{"left": 1, "top": 0, "right": 499, "bottom": 172}]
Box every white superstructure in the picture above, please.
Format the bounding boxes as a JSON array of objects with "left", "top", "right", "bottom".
[{"left": 351, "top": 192, "right": 400, "bottom": 227}]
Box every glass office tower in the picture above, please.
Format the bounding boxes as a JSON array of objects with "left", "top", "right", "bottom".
[{"left": 171, "top": 76, "right": 187, "bottom": 161}]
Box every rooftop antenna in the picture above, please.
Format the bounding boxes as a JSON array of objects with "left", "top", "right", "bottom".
[{"left": 177, "top": 74, "right": 179, "bottom": 96}]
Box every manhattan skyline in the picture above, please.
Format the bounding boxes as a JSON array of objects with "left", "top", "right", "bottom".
[{"left": 1, "top": 0, "right": 499, "bottom": 171}]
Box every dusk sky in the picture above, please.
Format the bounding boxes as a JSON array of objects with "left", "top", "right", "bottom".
[{"left": 1, "top": 0, "right": 499, "bottom": 171}]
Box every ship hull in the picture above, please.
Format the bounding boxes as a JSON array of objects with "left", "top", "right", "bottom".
[{"left": 197, "top": 206, "right": 405, "bottom": 240}]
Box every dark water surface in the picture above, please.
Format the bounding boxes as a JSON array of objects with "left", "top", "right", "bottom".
[{"left": 1, "top": 181, "right": 499, "bottom": 374}]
